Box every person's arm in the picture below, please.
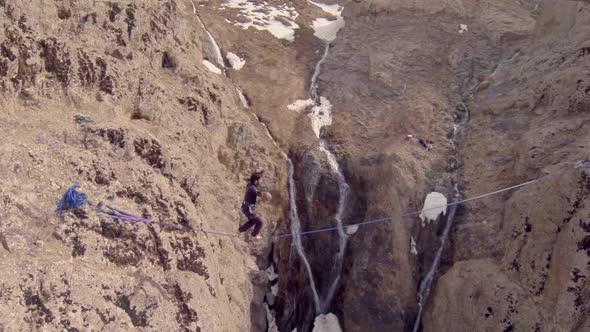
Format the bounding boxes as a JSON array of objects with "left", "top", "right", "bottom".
[
  {"left": 261, "top": 191, "right": 272, "bottom": 202},
  {"left": 254, "top": 186, "right": 272, "bottom": 202}
]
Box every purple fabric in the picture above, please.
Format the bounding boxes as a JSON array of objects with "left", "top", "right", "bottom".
[{"left": 98, "top": 205, "right": 238, "bottom": 238}]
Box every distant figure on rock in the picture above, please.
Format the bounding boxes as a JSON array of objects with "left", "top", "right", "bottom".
[
  {"left": 239, "top": 171, "right": 272, "bottom": 240},
  {"left": 418, "top": 138, "right": 433, "bottom": 151}
]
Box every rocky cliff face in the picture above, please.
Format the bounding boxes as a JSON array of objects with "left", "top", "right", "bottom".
[
  {"left": 1, "top": 0, "right": 589, "bottom": 331},
  {"left": 0, "top": 1, "right": 286, "bottom": 331},
  {"left": 426, "top": 1, "right": 590, "bottom": 331},
  {"left": 287, "top": 0, "right": 589, "bottom": 331},
  {"left": 311, "top": 0, "right": 530, "bottom": 330}
]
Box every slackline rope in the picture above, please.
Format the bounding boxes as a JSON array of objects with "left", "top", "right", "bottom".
[
  {"left": 272, "top": 179, "right": 538, "bottom": 239},
  {"left": 84, "top": 179, "right": 538, "bottom": 240}
]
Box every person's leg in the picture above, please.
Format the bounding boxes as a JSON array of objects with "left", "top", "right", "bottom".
[
  {"left": 251, "top": 216, "right": 264, "bottom": 237},
  {"left": 239, "top": 218, "right": 255, "bottom": 232}
]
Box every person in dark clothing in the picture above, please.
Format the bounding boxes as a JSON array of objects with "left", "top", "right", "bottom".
[{"left": 239, "top": 171, "right": 271, "bottom": 239}]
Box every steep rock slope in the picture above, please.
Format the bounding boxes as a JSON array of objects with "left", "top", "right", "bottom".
[
  {"left": 1, "top": 0, "right": 588, "bottom": 331},
  {"left": 426, "top": 1, "right": 590, "bottom": 331},
  {"left": 0, "top": 1, "right": 286, "bottom": 331},
  {"left": 312, "top": 0, "right": 540, "bottom": 330}
]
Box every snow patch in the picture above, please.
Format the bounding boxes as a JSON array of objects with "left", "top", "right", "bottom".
[
  {"left": 226, "top": 52, "right": 245, "bottom": 70},
  {"left": 288, "top": 99, "right": 315, "bottom": 112},
  {"left": 307, "top": 0, "right": 344, "bottom": 41},
  {"left": 310, "top": 97, "right": 332, "bottom": 138},
  {"left": 312, "top": 17, "right": 345, "bottom": 41},
  {"left": 410, "top": 236, "right": 418, "bottom": 255},
  {"left": 419, "top": 192, "right": 447, "bottom": 225},
  {"left": 286, "top": 97, "right": 332, "bottom": 138},
  {"left": 203, "top": 60, "right": 222, "bottom": 74},
  {"left": 459, "top": 24, "right": 468, "bottom": 34},
  {"left": 313, "top": 313, "right": 342, "bottom": 332},
  {"left": 307, "top": 1, "right": 345, "bottom": 41},
  {"left": 307, "top": 0, "right": 343, "bottom": 17},
  {"left": 345, "top": 224, "right": 358, "bottom": 235},
  {"left": 221, "top": 0, "right": 299, "bottom": 41}
]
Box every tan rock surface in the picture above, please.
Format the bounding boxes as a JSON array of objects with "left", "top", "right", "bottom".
[
  {"left": 0, "top": 0, "right": 287, "bottom": 330},
  {"left": 428, "top": 1, "right": 590, "bottom": 331},
  {"left": 312, "top": 0, "right": 532, "bottom": 329},
  {"left": 1, "top": 0, "right": 589, "bottom": 331},
  {"left": 305, "top": 0, "right": 588, "bottom": 331}
]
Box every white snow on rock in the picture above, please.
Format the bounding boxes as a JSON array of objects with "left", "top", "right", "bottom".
[
  {"left": 410, "top": 236, "right": 418, "bottom": 255},
  {"left": 287, "top": 97, "right": 333, "bottom": 138},
  {"left": 203, "top": 60, "right": 222, "bottom": 74},
  {"left": 459, "top": 24, "right": 468, "bottom": 34},
  {"left": 313, "top": 313, "right": 342, "bottom": 332},
  {"left": 221, "top": 0, "right": 300, "bottom": 41},
  {"left": 307, "top": 1, "right": 345, "bottom": 41},
  {"left": 345, "top": 224, "right": 358, "bottom": 235},
  {"left": 307, "top": 0, "right": 342, "bottom": 17},
  {"left": 288, "top": 99, "right": 315, "bottom": 112},
  {"left": 310, "top": 97, "right": 332, "bottom": 138},
  {"left": 312, "top": 17, "right": 345, "bottom": 41},
  {"left": 226, "top": 52, "right": 245, "bottom": 70},
  {"left": 419, "top": 192, "right": 447, "bottom": 225}
]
